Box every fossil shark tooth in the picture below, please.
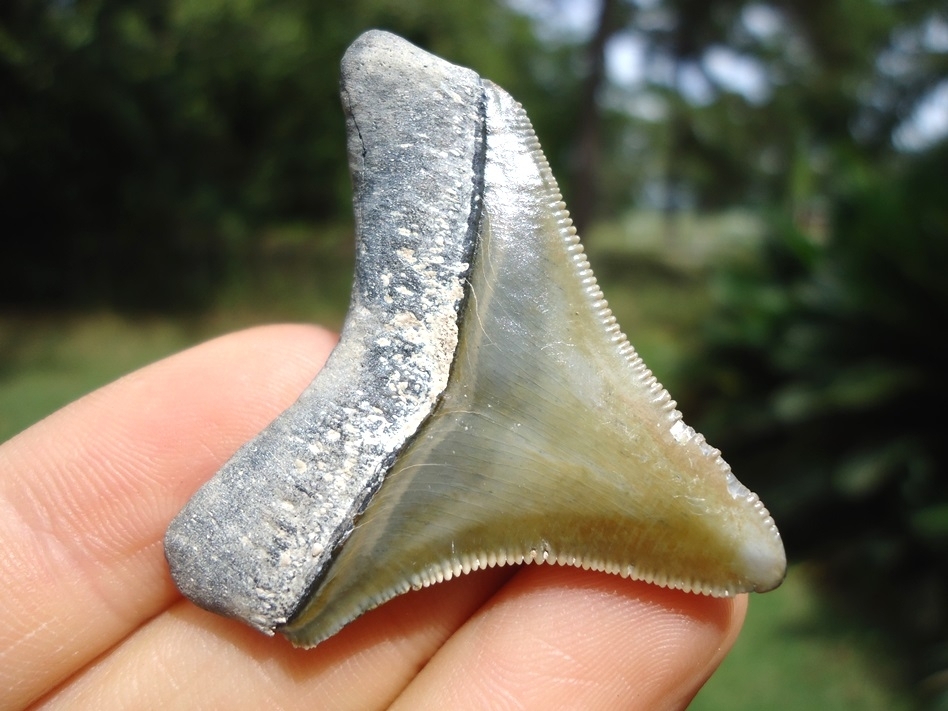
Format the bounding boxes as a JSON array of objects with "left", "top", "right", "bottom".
[{"left": 164, "top": 30, "right": 786, "bottom": 647}]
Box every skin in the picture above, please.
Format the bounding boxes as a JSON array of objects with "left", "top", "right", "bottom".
[{"left": 0, "top": 324, "right": 746, "bottom": 710}]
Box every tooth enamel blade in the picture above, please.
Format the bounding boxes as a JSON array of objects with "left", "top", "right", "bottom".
[{"left": 280, "top": 80, "right": 786, "bottom": 647}]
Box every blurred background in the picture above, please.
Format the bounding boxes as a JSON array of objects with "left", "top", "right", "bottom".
[{"left": 1, "top": 0, "right": 946, "bottom": 707}]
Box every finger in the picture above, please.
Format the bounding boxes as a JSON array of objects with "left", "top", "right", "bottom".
[
  {"left": 0, "top": 325, "right": 336, "bottom": 710},
  {"left": 390, "top": 565, "right": 747, "bottom": 711},
  {"left": 3, "top": 322, "right": 746, "bottom": 711},
  {"left": 35, "top": 569, "right": 513, "bottom": 711}
]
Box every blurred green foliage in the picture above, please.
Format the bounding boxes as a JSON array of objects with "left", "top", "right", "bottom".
[
  {"left": 0, "top": 0, "right": 576, "bottom": 309},
  {"left": 686, "top": 142, "right": 948, "bottom": 706}
]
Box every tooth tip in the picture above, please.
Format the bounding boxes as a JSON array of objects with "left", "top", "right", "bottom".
[{"left": 739, "top": 532, "right": 786, "bottom": 586}]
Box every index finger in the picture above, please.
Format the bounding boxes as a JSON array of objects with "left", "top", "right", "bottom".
[{"left": 0, "top": 325, "right": 334, "bottom": 709}]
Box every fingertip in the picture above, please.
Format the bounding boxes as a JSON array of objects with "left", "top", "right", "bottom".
[{"left": 392, "top": 564, "right": 748, "bottom": 711}]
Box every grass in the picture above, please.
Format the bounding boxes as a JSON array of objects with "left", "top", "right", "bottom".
[
  {"left": 0, "top": 222, "right": 356, "bottom": 442},
  {"left": 0, "top": 312, "right": 198, "bottom": 441},
  {"left": 0, "top": 214, "right": 917, "bottom": 708},
  {"left": 692, "top": 565, "right": 914, "bottom": 710}
]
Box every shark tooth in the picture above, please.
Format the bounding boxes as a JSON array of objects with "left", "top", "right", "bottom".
[{"left": 165, "top": 30, "right": 786, "bottom": 647}]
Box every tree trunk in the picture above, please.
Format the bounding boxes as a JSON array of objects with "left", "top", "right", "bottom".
[{"left": 571, "top": 0, "right": 623, "bottom": 239}]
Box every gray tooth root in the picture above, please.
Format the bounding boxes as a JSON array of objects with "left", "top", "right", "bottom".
[
  {"left": 164, "top": 30, "right": 485, "bottom": 633},
  {"left": 164, "top": 30, "right": 786, "bottom": 646}
]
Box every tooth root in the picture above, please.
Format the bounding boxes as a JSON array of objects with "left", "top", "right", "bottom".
[
  {"left": 281, "top": 80, "right": 785, "bottom": 647},
  {"left": 163, "top": 29, "right": 485, "bottom": 634}
]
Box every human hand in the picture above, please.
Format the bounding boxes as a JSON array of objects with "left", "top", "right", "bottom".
[{"left": 1, "top": 324, "right": 746, "bottom": 710}]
